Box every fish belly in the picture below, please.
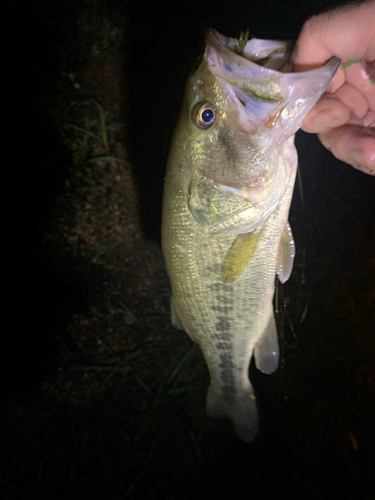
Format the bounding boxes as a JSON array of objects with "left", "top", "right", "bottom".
[{"left": 162, "top": 156, "right": 296, "bottom": 442}]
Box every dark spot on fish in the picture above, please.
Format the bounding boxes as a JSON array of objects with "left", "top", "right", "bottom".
[
  {"left": 219, "top": 352, "right": 237, "bottom": 394},
  {"left": 221, "top": 369, "right": 236, "bottom": 384},
  {"left": 219, "top": 352, "right": 234, "bottom": 366},
  {"left": 216, "top": 295, "right": 233, "bottom": 304},
  {"left": 215, "top": 316, "right": 230, "bottom": 332},
  {"left": 212, "top": 333, "right": 231, "bottom": 341},
  {"left": 221, "top": 384, "right": 236, "bottom": 396},
  {"left": 212, "top": 305, "right": 233, "bottom": 313},
  {"left": 208, "top": 282, "right": 232, "bottom": 292},
  {"left": 218, "top": 128, "right": 239, "bottom": 165},
  {"left": 216, "top": 342, "right": 231, "bottom": 350}
]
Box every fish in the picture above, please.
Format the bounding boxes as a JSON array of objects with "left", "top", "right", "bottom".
[{"left": 161, "top": 30, "right": 339, "bottom": 442}]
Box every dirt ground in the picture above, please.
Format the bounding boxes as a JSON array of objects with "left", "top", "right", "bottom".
[{"left": 2, "top": 2, "right": 375, "bottom": 499}]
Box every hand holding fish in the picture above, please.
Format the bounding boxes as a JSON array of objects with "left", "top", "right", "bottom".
[{"left": 293, "top": 0, "right": 375, "bottom": 174}]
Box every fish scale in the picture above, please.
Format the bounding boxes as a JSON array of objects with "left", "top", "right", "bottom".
[{"left": 162, "top": 30, "right": 339, "bottom": 441}]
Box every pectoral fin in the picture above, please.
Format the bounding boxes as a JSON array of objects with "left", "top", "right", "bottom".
[
  {"left": 254, "top": 309, "right": 279, "bottom": 374},
  {"left": 221, "top": 231, "right": 261, "bottom": 283},
  {"left": 276, "top": 222, "right": 295, "bottom": 284}
]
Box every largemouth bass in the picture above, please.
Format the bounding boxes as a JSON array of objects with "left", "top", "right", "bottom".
[{"left": 162, "top": 30, "right": 339, "bottom": 442}]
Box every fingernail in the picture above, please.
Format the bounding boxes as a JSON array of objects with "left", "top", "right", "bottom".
[
  {"left": 350, "top": 148, "right": 375, "bottom": 174},
  {"left": 315, "top": 108, "right": 343, "bottom": 129},
  {"left": 350, "top": 148, "right": 365, "bottom": 166},
  {"left": 319, "top": 135, "right": 331, "bottom": 151},
  {"left": 353, "top": 162, "right": 367, "bottom": 172}
]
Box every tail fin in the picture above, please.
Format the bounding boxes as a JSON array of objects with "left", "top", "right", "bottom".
[{"left": 206, "top": 386, "right": 259, "bottom": 442}]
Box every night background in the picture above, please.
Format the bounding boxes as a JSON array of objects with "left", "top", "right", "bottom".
[{"left": 2, "top": 0, "right": 374, "bottom": 498}]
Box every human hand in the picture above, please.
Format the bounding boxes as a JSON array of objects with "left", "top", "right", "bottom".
[{"left": 293, "top": 1, "right": 375, "bottom": 175}]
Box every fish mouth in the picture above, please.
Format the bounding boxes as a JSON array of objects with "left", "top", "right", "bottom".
[
  {"left": 205, "top": 30, "right": 293, "bottom": 76},
  {"left": 203, "top": 30, "right": 340, "bottom": 137},
  {"left": 205, "top": 29, "right": 340, "bottom": 78}
]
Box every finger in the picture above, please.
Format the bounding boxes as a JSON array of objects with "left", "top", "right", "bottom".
[
  {"left": 365, "top": 60, "right": 375, "bottom": 81},
  {"left": 326, "top": 67, "right": 345, "bottom": 93},
  {"left": 293, "top": 2, "right": 375, "bottom": 69},
  {"left": 318, "top": 125, "right": 375, "bottom": 174},
  {"left": 301, "top": 95, "right": 350, "bottom": 133},
  {"left": 362, "top": 110, "right": 375, "bottom": 128},
  {"left": 334, "top": 83, "right": 369, "bottom": 119},
  {"left": 344, "top": 62, "right": 375, "bottom": 110}
]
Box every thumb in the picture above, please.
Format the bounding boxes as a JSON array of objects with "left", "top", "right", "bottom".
[{"left": 293, "top": 1, "right": 375, "bottom": 71}]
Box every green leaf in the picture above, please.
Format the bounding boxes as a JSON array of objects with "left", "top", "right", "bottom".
[
  {"left": 340, "top": 60, "right": 360, "bottom": 69},
  {"left": 235, "top": 30, "right": 249, "bottom": 55},
  {"left": 64, "top": 123, "right": 99, "bottom": 139},
  {"left": 93, "top": 101, "right": 110, "bottom": 152}
]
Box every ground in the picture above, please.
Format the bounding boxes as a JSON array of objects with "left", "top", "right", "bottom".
[{"left": 1, "top": 2, "right": 374, "bottom": 499}]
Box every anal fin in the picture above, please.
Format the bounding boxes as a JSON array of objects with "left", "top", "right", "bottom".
[{"left": 254, "top": 309, "right": 279, "bottom": 374}]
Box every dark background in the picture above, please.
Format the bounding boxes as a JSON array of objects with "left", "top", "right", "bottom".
[{"left": 2, "top": 0, "right": 374, "bottom": 498}]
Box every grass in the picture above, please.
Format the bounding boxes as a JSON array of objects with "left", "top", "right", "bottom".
[
  {"left": 86, "top": 242, "right": 126, "bottom": 263},
  {"left": 61, "top": 98, "right": 128, "bottom": 170},
  {"left": 74, "top": 339, "right": 202, "bottom": 403},
  {"left": 66, "top": 338, "right": 207, "bottom": 488}
]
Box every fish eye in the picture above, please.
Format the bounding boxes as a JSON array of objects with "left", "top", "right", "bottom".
[{"left": 193, "top": 102, "right": 216, "bottom": 130}]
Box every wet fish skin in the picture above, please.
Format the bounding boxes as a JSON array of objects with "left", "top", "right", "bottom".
[{"left": 162, "top": 30, "right": 339, "bottom": 442}]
